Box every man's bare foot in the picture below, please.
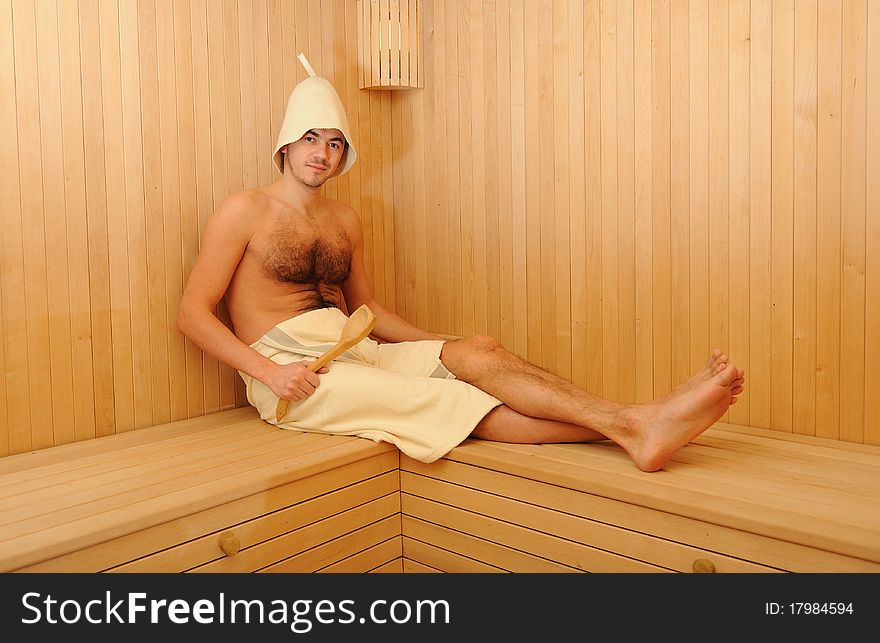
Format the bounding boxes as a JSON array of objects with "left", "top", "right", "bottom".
[
  {"left": 621, "top": 362, "right": 743, "bottom": 473},
  {"left": 662, "top": 349, "right": 726, "bottom": 400}
]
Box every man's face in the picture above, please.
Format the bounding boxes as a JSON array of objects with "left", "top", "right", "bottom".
[{"left": 283, "top": 128, "right": 346, "bottom": 187}]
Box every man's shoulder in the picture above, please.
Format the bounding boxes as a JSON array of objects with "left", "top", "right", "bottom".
[
  {"left": 324, "top": 198, "right": 359, "bottom": 226},
  {"left": 217, "top": 188, "right": 270, "bottom": 214}
]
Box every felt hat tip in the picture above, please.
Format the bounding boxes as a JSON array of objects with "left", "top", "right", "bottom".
[{"left": 297, "top": 52, "right": 317, "bottom": 78}]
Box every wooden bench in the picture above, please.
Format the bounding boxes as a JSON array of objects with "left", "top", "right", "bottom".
[
  {"left": 0, "top": 407, "right": 400, "bottom": 573},
  {"left": 400, "top": 423, "right": 880, "bottom": 573},
  {"left": 1, "top": 409, "right": 878, "bottom": 573}
]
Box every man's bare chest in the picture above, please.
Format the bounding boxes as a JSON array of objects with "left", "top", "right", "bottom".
[{"left": 255, "top": 215, "right": 352, "bottom": 285}]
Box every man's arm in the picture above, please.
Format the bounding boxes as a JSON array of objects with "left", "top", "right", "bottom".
[
  {"left": 177, "top": 193, "right": 325, "bottom": 402},
  {"left": 340, "top": 206, "right": 442, "bottom": 343}
]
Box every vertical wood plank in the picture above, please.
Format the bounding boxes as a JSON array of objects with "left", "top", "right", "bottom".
[
  {"left": 600, "top": 0, "right": 619, "bottom": 400},
  {"left": 483, "top": 0, "right": 501, "bottom": 342},
  {"left": 651, "top": 0, "right": 672, "bottom": 399},
  {"left": 13, "top": 0, "right": 52, "bottom": 450},
  {"left": 470, "top": 0, "right": 488, "bottom": 338},
  {"left": 219, "top": 0, "right": 242, "bottom": 410},
  {"left": 138, "top": 0, "right": 171, "bottom": 427},
  {"left": 509, "top": 0, "right": 528, "bottom": 357},
  {"left": 727, "top": 0, "right": 749, "bottom": 424},
  {"left": 749, "top": 0, "right": 772, "bottom": 429},
  {"left": 175, "top": 0, "right": 204, "bottom": 419},
  {"left": 58, "top": 0, "right": 97, "bottom": 442},
  {"left": 445, "top": 0, "right": 460, "bottom": 333},
  {"left": 771, "top": 0, "right": 795, "bottom": 433},
  {"left": 689, "top": 0, "right": 710, "bottom": 391},
  {"left": 634, "top": 0, "right": 654, "bottom": 403},
  {"left": 553, "top": 0, "right": 571, "bottom": 381},
  {"left": 708, "top": 0, "right": 730, "bottom": 419},
  {"left": 586, "top": 0, "right": 604, "bottom": 397},
  {"left": 617, "top": 0, "right": 636, "bottom": 402},
  {"left": 523, "top": 0, "right": 541, "bottom": 363},
  {"left": 156, "top": 0, "right": 187, "bottom": 422},
  {"left": 0, "top": 0, "right": 27, "bottom": 454},
  {"left": 792, "top": 0, "right": 818, "bottom": 436},
  {"left": 409, "top": 12, "right": 429, "bottom": 331},
  {"left": 120, "top": 0, "right": 153, "bottom": 429},
  {"left": 538, "top": 0, "right": 556, "bottom": 372},
  {"left": 568, "top": 0, "right": 587, "bottom": 390},
  {"left": 380, "top": 92, "right": 396, "bottom": 312},
  {"left": 839, "top": 0, "right": 867, "bottom": 443},
  {"left": 669, "top": 0, "right": 689, "bottom": 398},
  {"left": 37, "top": 0, "right": 77, "bottom": 445},
  {"left": 815, "top": 0, "right": 841, "bottom": 439},
  {"left": 865, "top": 0, "right": 880, "bottom": 446},
  {"left": 253, "top": 0, "right": 271, "bottom": 188},
  {"left": 494, "top": 0, "right": 515, "bottom": 351},
  {"left": 456, "top": 0, "right": 475, "bottom": 336},
  {"left": 99, "top": 0, "right": 134, "bottom": 434}
]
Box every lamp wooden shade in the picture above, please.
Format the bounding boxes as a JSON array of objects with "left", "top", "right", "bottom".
[{"left": 357, "top": 0, "right": 423, "bottom": 90}]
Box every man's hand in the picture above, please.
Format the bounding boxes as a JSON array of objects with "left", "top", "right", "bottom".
[{"left": 265, "top": 361, "right": 330, "bottom": 402}]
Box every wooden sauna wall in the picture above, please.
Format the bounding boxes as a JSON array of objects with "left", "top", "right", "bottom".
[
  {"left": 0, "top": 0, "right": 387, "bottom": 455},
  {"left": 388, "top": 0, "right": 879, "bottom": 444},
  {"left": 1, "top": 0, "right": 878, "bottom": 455}
]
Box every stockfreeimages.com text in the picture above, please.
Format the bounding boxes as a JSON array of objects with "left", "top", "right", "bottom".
[{"left": 21, "top": 591, "right": 450, "bottom": 633}]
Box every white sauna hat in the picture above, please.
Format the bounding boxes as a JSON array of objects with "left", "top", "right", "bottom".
[{"left": 272, "top": 53, "right": 357, "bottom": 176}]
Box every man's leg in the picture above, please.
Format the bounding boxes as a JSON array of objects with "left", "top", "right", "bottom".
[{"left": 441, "top": 336, "right": 745, "bottom": 472}]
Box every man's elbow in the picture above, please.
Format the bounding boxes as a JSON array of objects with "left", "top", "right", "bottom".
[{"left": 176, "top": 300, "right": 194, "bottom": 339}]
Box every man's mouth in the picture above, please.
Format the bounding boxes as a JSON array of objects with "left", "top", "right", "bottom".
[{"left": 307, "top": 163, "right": 328, "bottom": 171}]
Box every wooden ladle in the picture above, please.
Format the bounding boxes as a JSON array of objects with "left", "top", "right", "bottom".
[{"left": 274, "top": 304, "right": 377, "bottom": 422}]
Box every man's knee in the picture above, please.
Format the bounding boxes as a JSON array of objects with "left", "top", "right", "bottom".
[
  {"left": 442, "top": 334, "right": 503, "bottom": 382},
  {"left": 466, "top": 334, "right": 502, "bottom": 354}
]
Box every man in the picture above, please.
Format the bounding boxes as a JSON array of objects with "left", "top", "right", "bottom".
[{"left": 178, "top": 58, "right": 745, "bottom": 472}]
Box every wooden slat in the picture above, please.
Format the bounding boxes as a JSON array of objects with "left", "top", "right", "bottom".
[
  {"left": 770, "top": 0, "right": 795, "bottom": 434},
  {"left": 429, "top": 436, "right": 880, "bottom": 563},
  {"left": 109, "top": 474, "right": 398, "bottom": 572},
  {"left": 402, "top": 558, "right": 440, "bottom": 573},
  {"left": 0, "top": 435, "right": 392, "bottom": 570},
  {"left": 403, "top": 515, "right": 582, "bottom": 573},
  {"left": 58, "top": 0, "right": 95, "bottom": 444},
  {"left": 194, "top": 497, "right": 399, "bottom": 573},
  {"left": 13, "top": 0, "right": 51, "bottom": 451},
  {"left": 369, "top": 556, "right": 404, "bottom": 573},
  {"left": 632, "top": 0, "right": 651, "bottom": 403},
  {"left": 402, "top": 456, "right": 876, "bottom": 573},
  {"left": 0, "top": 0, "right": 27, "bottom": 456},
  {"left": 839, "top": 0, "right": 867, "bottom": 445},
  {"left": 100, "top": 0, "right": 135, "bottom": 434},
  {"left": 867, "top": 0, "right": 880, "bottom": 447},
  {"left": 402, "top": 537, "right": 505, "bottom": 573},
  {"left": 259, "top": 517, "right": 399, "bottom": 573},
  {"left": 793, "top": 0, "right": 818, "bottom": 436},
  {"left": 727, "top": 0, "right": 749, "bottom": 426},
  {"left": 120, "top": 0, "right": 153, "bottom": 430},
  {"left": 0, "top": 407, "right": 257, "bottom": 475},
  {"left": 669, "top": 0, "right": 689, "bottom": 408},
  {"left": 402, "top": 473, "right": 773, "bottom": 573},
  {"left": 748, "top": 0, "right": 772, "bottom": 429},
  {"left": 593, "top": 2, "right": 620, "bottom": 400},
  {"left": 509, "top": 0, "right": 527, "bottom": 357},
  {"left": 402, "top": 494, "right": 666, "bottom": 573},
  {"left": 708, "top": 0, "right": 730, "bottom": 421},
  {"left": 319, "top": 536, "right": 402, "bottom": 573},
  {"left": 22, "top": 451, "right": 398, "bottom": 572},
  {"left": 815, "top": 0, "right": 841, "bottom": 441},
  {"left": 0, "top": 432, "right": 366, "bottom": 533}
]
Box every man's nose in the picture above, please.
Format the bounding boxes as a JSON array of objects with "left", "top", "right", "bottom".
[{"left": 314, "top": 143, "right": 329, "bottom": 161}]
